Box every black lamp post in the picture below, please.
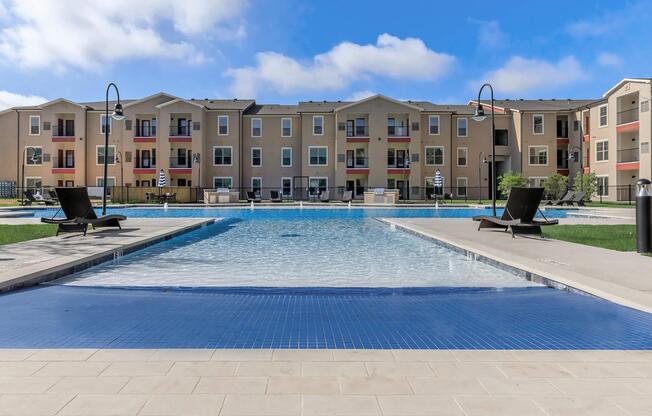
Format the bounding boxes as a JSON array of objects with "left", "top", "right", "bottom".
[
  {"left": 472, "top": 83, "right": 497, "bottom": 216},
  {"left": 569, "top": 145, "right": 583, "bottom": 192},
  {"left": 192, "top": 153, "right": 201, "bottom": 188},
  {"left": 478, "top": 151, "right": 487, "bottom": 203},
  {"left": 102, "top": 83, "right": 125, "bottom": 215}
]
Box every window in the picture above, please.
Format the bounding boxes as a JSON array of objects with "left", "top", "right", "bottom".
[
  {"left": 281, "top": 177, "right": 293, "bottom": 197},
  {"left": 251, "top": 177, "right": 262, "bottom": 194},
  {"left": 309, "top": 177, "right": 327, "bottom": 195},
  {"left": 25, "top": 147, "right": 42, "bottom": 165},
  {"left": 597, "top": 175, "right": 609, "bottom": 196},
  {"left": 251, "top": 118, "right": 262, "bottom": 137},
  {"left": 100, "top": 114, "right": 111, "bottom": 134},
  {"left": 528, "top": 177, "right": 546, "bottom": 188},
  {"left": 29, "top": 115, "right": 40, "bottom": 135},
  {"left": 456, "top": 147, "right": 468, "bottom": 167},
  {"left": 425, "top": 176, "right": 444, "bottom": 197},
  {"left": 281, "top": 147, "right": 292, "bottom": 167},
  {"left": 596, "top": 140, "right": 609, "bottom": 162},
  {"left": 599, "top": 104, "right": 608, "bottom": 127},
  {"left": 428, "top": 115, "right": 440, "bottom": 135},
  {"left": 456, "top": 177, "right": 468, "bottom": 197},
  {"left": 213, "top": 146, "right": 233, "bottom": 166},
  {"left": 313, "top": 115, "right": 323, "bottom": 135},
  {"left": 425, "top": 146, "right": 444, "bottom": 166},
  {"left": 457, "top": 118, "right": 467, "bottom": 137},
  {"left": 251, "top": 147, "right": 262, "bottom": 167},
  {"left": 25, "top": 177, "right": 42, "bottom": 190},
  {"left": 281, "top": 118, "right": 292, "bottom": 137},
  {"left": 533, "top": 114, "right": 544, "bottom": 135},
  {"left": 573, "top": 120, "right": 580, "bottom": 131},
  {"left": 528, "top": 145, "right": 548, "bottom": 166},
  {"left": 641, "top": 100, "right": 650, "bottom": 113},
  {"left": 218, "top": 115, "right": 229, "bottom": 135},
  {"left": 96, "top": 145, "right": 116, "bottom": 165},
  {"left": 309, "top": 146, "right": 327, "bottom": 166},
  {"left": 96, "top": 177, "right": 116, "bottom": 187},
  {"left": 213, "top": 177, "right": 232, "bottom": 189}
]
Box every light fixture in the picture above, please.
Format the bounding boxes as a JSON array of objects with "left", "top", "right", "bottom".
[
  {"left": 472, "top": 104, "right": 487, "bottom": 122},
  {"left": 111, "top": 103, "right": 125, "bottom": 121}
]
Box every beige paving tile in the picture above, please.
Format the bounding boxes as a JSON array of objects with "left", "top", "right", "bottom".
[
  {"left": 609, "top": 395, "right": 652, "bottom": 415},
  {"left": 340, "top": 375, "right": 413, "bottom": 395},
  {"left": 332, "top": 350, "right": 395, "bottom": 362},
  {"left": 302, "top": 362, "right": 368, "bottom": 377},
  {"left": 430, "top": 362, "right": 505, "bottom": 379},
  {"left": 550, "top": 378, "right": 639, "bottom": 396},
  {"left": 149, "top": 348, "right": 214, "bottom": 361},
  {"left": 510, "top": 350, "right": 583, "bottom": 362},
  {"left": 451, "top": 350, "right": 517, "bottom": 362},
  {"left": 0, "top": 360, "right": 46, "bottom": 376},
  {"left": 101, "top": 361, "right": 173, "bottom": 377},
  {"left": 477, "top": 378, "right": 561, "bottom": 395},
  {"left": 623, "top": 350, "right": 652, "bottom": 362},
  {"left": 58, "top": 394, "right": 149, "bottom": 415},
  {"left": 391, "top": 350, "right": 457, "bottom": 362},
  {"left": 120, "top": 376, "right": 199, "bottom": 394},
  {"left": 212, "top": 349, "right": 273, "bottom": 361},
  {"left": 302, "top": 394, "right": 381, "bottom": 415},
  {"left": 90, "top": 349, "right": 156, "bottom": 361},
  {"left": 194, "top": 376, "right": 268, "bottom": 394},
  {"left": 35, "top": 361, "right": 110, "bottom": 377},
  {"left": 236, "top": 361, "right": 301, "bottom": 376},
  {"left": 220, "top": 394, "right": 300, "bottom": 415},
  {"left": 408, "top": 377, "right": 487, "bottom": 395},
  {"left": 455, "top": 395, "right": 546, "bottom": 416},
  {"left": 48, "top": 376, "right": 130, "bottom": 394},
  {"left": 139, "top": 394, "right": 224, "bottom": 415},
  {"left": 534, "top": 396, "right": 629, "bottom": 416},
  {"left": 0, "top": 349, "right": 38, "bottom": 361},
  {"left": 365, "top": 362, "right": 434, "bottom": 377},
  {"left": 27, "top": 349, "right": 96, "bottom": 361},
  {"left": 168, "top": 361, "right": 238, "bottom": 377},
  {"left": 560, "top": 362, "right": 647, "bottom": 378},
  {"left": 272, "top": 349, "right": 333, "bottom": 361},
  {"left": 267, "top": 376, "right": 339, "bottom": 394},
  {"left": 496, "top": 362, "right": 574, "bottom": 378},
  {"left": 378, "top": 395, "right": 464, "bottom": 416},
  {"left": 573, "top": 350, "right": 647, "bottom": 362},
  {"left": 0, "top": 375, "right": 60, "bottom": 393},
  {"left": 0, "top": 393, "right": 74, "bottom": 416},
  {"left": 624, "top": 378, "right": 652, "bottom": 394}
]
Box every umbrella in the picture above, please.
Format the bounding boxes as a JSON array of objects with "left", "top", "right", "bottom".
[
  {"left": 158, "top": 169, "right": 167, "bottom": 188},
  {"left": 434, "top": 169, "right": 443, "bottom": 195}
]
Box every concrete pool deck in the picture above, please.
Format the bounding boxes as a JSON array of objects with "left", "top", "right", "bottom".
[{"left": 0, "top": 217, "right": 216, "bottom": 292}]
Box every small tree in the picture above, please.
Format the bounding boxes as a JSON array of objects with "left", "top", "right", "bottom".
[
  {"left": 498, "top": 171, "right": 528, "bottom": 198},
  {"left": 572, "top": 172, "right": 597, "bottom": 199},
  {"left": 543, "top": 174, "right": 568, "bottom": 200}
]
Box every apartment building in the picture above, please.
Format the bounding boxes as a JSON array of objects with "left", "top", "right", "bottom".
[{"left": 0, "top": 78, "right": 649, "bottom": 201}]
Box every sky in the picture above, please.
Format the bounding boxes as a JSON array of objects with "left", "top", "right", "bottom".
[{"left": 0, "top": 0, "right": 650, "bottom": 109}]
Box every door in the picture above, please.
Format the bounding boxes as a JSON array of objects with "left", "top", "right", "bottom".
[
  {"left": 65, "top": 120, "right": 74, "bottom": 136},
  {"left": 177, "top": 149, "right": 186, "bottom": 167},
  {"left": 141, "top": 150, "right": 151, "bottom": 168},
  {"left": 141, "top": 120, "right": 151, "bottom": 137},
  {"left": 355, "top": 179, "right": 365, "bottom": 197},
  {"left": 57, "top": 119, "right": 64, "bottom": 136},
  {"left": 177, "top": 118, "right": 187, "bottom": 136},
  {"left": 396, "top": 180, "right": 405, "bottom": 200},
  {"left": 65, "top": 150, "right": 74, "bottom": 168},
  {"left": 346, "top": 150, "right": 354, "bottom": 168},
  {"left": 57, "top": 149, "right": 63, "bottom": 168},
  {"left": 396, "top": 150, "right": 406, "bottom": 168},
  {"left": 65, "top": 180, "right": 74, "bottom": 187}
]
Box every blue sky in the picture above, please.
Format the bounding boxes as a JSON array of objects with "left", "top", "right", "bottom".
[{"left": 0, "top": 0, "right": 650, "bottom": 108}]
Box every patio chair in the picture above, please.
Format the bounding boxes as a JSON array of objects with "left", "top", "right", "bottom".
[
  {"left": 472, "top": 187, "right": 558, "bottom": 237},
  {"left": 247, "top": 191, "right": 261, "bottom": 203},
  {"left": 319, "top": 189, "right": 330, "bottom": 202},
  {"left": 546, "top": 190, "right": 574, "bottom": 206},
  {"left": 40, "top": 187, "right": 126, "bottom": 236},
  {"left": 162, "top": 192, "right": 176, "bottom": 203},
  {"left": 22, "top": 189, "right": 56, "bottom": 206},
  {"left": 46, "top": 189, "right": 59, "bottom": 203},
  {"left": 270, "top": 190, "right": 283, "bottom": 202},
  {"left": 342, "top": 190, "right": 353, "bottom": 202},
  {"left": 565, "top": 191, "right": 586, "bottom": 206}
]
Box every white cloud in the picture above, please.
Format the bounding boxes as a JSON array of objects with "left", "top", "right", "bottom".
[
  {"left": 346, "top": 90, "right": 376, "bottom": 101},
  {"left": 471, "top": 56, "right": 585, "bottom": 95},
  {"left": 0, "top": 90, "right": 47, "bottom": 110},
  {"left": 0, "top": 0, "right": 247, "bottom": 71},
  {"left": 226, "top": 33, "right": 455, "bottom": 97},
  {"left": 566, "top": 2, "right": 650, "bottom": 38},
  {"left": 597, "top": 52, "right": 622, "bottom": 68},
  {"left": 469, "top": 19, "right": 506, "bottom": 49}
]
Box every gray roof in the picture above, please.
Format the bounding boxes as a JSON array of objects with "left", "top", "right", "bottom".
[
  {"left": 188, "top": 98, "right": 255, "bottom": 110},
  {"left": 297, "top": 101, "right": 352, "bottom": 112},
  {"left": 479, "top": 99, "right": 598, "bottom": 112},
  {"left": 408, "top": 102, "right": 481, "bottom": 114},
  {"left": 79, "top": 100, "right": 137, "bottom": 110},
  {"left": 244, "top": 104, "right": 299, "bottom": 115}
]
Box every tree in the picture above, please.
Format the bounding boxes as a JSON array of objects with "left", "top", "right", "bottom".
[
  {"left": 572, "top": 172, "right": 598, "bottom": 199},
  {"left": 543, "top": 174, "right": 568, "bottom": 200},
  {"left": 497, "top": 171, "right": 528, "bottom": 198}
]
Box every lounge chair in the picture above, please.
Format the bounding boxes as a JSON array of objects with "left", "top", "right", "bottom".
[
  {"left": 41, "top": 187, "right": 126, "bottom": 236},
  {"left": 47, "top": 189, "right": 59, "bottom": 203},
  {"left": 319, "top": 190, "right": 330, "bottom": 202},
  {"left": 565, "top": 191, "right": 586, "bottom": 206},
  {"left": 342, "top": 190, "right": 353, "bottom": 202},
  {"left": 22, "top": 190, "right": 56, "bottom": 206},
  {"left": 246, "top": 191, "right": 261, "bottom": 203},
  {"left": 472, "top": 187, "right": 558, "bottom": 237},
  {"left": 546, "top": 190, "right": 574, "bottom": 206},
  {"left": 270, "top": 190, "right": 283, "bottom": 202}
]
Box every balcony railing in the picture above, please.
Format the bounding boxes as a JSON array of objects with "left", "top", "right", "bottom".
[
  {"left": 387, "top": 158, "right": 409, "bottom": 168},
  {"left": 557, "top": 159, "right": 569, "bottom": 169},
  {"left": 556, "top": 126, "right": 568, "bottom": 138},
  {"left": 135, "top": 125, "right": 156, "bottom": 137},
  {"left": 617, "top": 108, "right": 639, "bottom": 125},
  {"left": 617, "top": 147, "right": 640, "bottom": 163},
  {"left": 347, "top": 125, "right": 368, "bottom": 137},
  {"left": 388, "top": 125, "right": 409, "bottom": 137},
  {"left": 52, "top": 126, "right": 75, "bottom": 137},
  {"left": 134, "top": 158, "right": 156, "bottom": 169},
  {"left": 346, "top": 157, "right": 369, "bottom": 168},
  {"left": 169, "top": 125, "right": 192, "bottom": 137},
  {"left": 169, "top": 156, "right": 192, "bottom": 168},
  {"left": 52, "top": 156, "right": 75, "bottom": 169}
]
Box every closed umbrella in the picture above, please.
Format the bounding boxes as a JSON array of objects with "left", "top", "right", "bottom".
[
  {"left": 434, "top": 169, "right": 443, "bottom": 196},
  {"left": 158, "top": 169, "right": 166, "bottom": 187}
]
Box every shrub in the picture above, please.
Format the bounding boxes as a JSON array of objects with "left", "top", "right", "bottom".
[
  {"left": 543, "top": 174, "right": 568, "bottom": 200},
  {"left": 498, "top": 171, "right": 528, "bottom": 198},
  {"left": 572, "top": 172, "right": 598, "bottom": 199}
]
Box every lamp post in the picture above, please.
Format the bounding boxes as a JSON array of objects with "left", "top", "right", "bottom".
[
  {"left": 478, "top": 151, "right": 487, "bottom": 203},
  {"left": 21, "top": 148, "right": 40, "bottom": 200},
  {"left": 192, "top": 153, "right": 201, "bottom": 188},
  {"left": 472, "top": 83, "right": 497, "bottom": 216},
  {"left": 102, "top": 83, "right": 125, "bottom": 215},
  {"left": 569, "top": 145, "right": 583, "bottom": 192},
  {"left": 115, "top": 151, "right": 124, "bottom": 189}
]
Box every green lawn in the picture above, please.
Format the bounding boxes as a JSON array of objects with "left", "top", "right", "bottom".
[
  {"left": 0, "top": 198, "right": 19, "bottom": 206},
  {"left": 543, "top": 224, "right": 637, "bottom": 252},
  {"left": 0, "top": 224, "right": 58, "bottom": 245}
]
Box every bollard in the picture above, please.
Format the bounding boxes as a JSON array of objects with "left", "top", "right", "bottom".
[{"left": 636, "top": 179, "right": 652, "bottom": 253}]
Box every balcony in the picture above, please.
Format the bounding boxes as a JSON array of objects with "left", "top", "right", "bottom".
[
  {"left": 346, "top": 156, "right": 369, "bottom": 174},
  {"left": 169, "top": 125, "right": 192, "bottom": 142},
  {"left": 388, "top": 125, "right": 409, "bottom": 137},
  {"left": 134, "top": 125, "right": 157, "bottom": 142},
  {"left": 617, "top": 147, "right": 639, "bottom": 163},
  {"left": 51, "top": 156, "right": 75, "bottom": 174},
  {"left": 169, "top": 156, "right": 192, "bottom": 174},
  {"left": 346, "top": 125, "right": 369, "bottom": 139},
  {"left": 617, "top": 108, "right": 639, "bottom": 130},
  {"left": 52, "top": 125, "right": 75, "bottom": 142}
]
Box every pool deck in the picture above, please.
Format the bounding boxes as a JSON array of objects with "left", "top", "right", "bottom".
[
  {"left": 382, "top": 216, "right": 652, "bottom": 314},
  {"left": 0, "top": 217, "right": 216, "bottom": 292}
]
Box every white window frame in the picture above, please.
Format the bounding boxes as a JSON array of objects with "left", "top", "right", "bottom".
[
  {"left": 312, "top": 115, "right": 324, "bottom": 136},
  {"left": 96, "top": 145, "right": 116, "bottom": 166},
  {"left": 251, "top": 177, "right": 262, "bottom": 192},
  {"left": 25, "top": 146, "right": 43, "bottom": 165},
  {"left": 528, "top": 176, "right": 546, "bottom": 188},
  {"left": 25, "top": 177, "right": 42, "bottom": 189},
  {"left": 281, "top": 147, "right": 292, "bottom": 167},
  {"left": 308, "top": 176, "right": 328, "bottom": 196},
  {"left": 528, "top": 145, "right": 549, "bottom": 166},
  {"left": 213, "top": 176, "right": 233, "bottom": 189},
  {"left": 29, "top": 115, "right": 41, "bottom": 136},
  {"left": 96, "top": 176, "right": 116, "bottom": 187},
  {"left": 532, "top": 114, "right": 544, "bottom": 135},
  {"left": 100, "top": 114, "right": 111, "bottom": 135},
  {"left": 251, "top": 147, "right": 262, "bottom": 167},
  {"left": 456, "top": 117, "right": 468, "bottom": 137},
  {"left": 456, "top": 147, "right": 468, "bottom": 167},
  {"left": 213, "top": 146, "right": 233, "bottom": 166},
  {"left": 217, "top": 115, "right": 229, "bottom": 136},
  {"left": 424, "top": 146, "right": 444, "bottom": 166},
  {"left": 596, "top": 175, "right": 609, "bottom": 196},
  {"left": 428, "top": 115, "right": 440, "bottom": 135},
  {"left": 598, "top": 104, "right": 608, "bottom": 128},
  {"left": 281, "top": 177, "right": 293, "bottom": 197},
  {"left": 281, "top": 118, "right": 292, "bottom": 137},
  {"left": 595, "top": 140, "right": 609, "bottom": 162},
  {"left": 308, "top": 146, "right": 328, "bottom": 166},
  {"left": 251, "top": 118, "right": 262, "bottom": 138},
  {"left": 456, "top": 177, "right": 468, "bottom": 197}
]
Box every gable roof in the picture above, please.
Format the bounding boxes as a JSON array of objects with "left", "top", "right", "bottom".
[
  {"left": 155, "top": 98, "right": 206, "bottom": 110},
  {"left": 123, "top": 92, "right": 177, "bottom": 108},
  {"left": 39, "top": 97, "right": 86, "bottom": 109},
  {"left": 244, "top": 104, "right": 299, "bottom": 115},
  {"left": 603, "top": 78, "right": 652, "bottom": 98},
  {"left": 471, "top": 99, "right": 597, "bottom": 112},
  {"left": 188, "top": 98, "right": 255, "bottom": 111},
  {"left": 335, "top": 94, "right": 423, "bottom": 112},
  {"left": 297, "top": 100, "right": 351, "bottom": 112}
]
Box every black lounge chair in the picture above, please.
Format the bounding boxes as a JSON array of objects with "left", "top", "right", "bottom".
[
  {"left": 47, "top": 189, "right": 59, "bottom": 203},
  {"left": 319, "top": 190, "right": 330, "bottom": 202},
  {"left": 565, "top": 191, "right": 586, "bottom": 206},
  {"left": 41, "top": 187, "right": 126, "bottom": 236},
  {"left": 342, "top": 190, "right": 353, "bottom": 202},
  {"left": 22, "top": 189, "right": 56, "bottom": 206},
  {"left": 472, "top": 187, "right": 558, "bottom": 237},
  {"left": 270, "top": 190, "right": 283, "bottom": 202},
  {"left": 246, "top": 191, "right": 261, "bottom": 203},
  {"left": 547, "top": 190, "right": 574, "bottom": 206}
]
